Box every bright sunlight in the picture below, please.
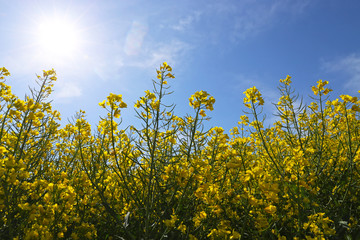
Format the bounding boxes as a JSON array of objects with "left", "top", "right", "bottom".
[{"left": 35, "top": 15, "right": 81, "bottom": 59}]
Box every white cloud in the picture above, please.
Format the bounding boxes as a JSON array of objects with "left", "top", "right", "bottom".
[
  {"left": 54, "top": 81, "right": 82, "bottom": 99},
  {"left": 321, "top": 53, "right": 360, "bottom": 91},
  {"left": 128, "top": 39, "right": 191, "bottom": 70},
  {"left": 172, "top": 11, "right": 201, "bottom": 31},
  {"left": 92, "top": 56, "right": 124, "bottom": 82}
]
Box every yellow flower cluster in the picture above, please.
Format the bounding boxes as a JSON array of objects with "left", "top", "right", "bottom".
[
  {"left": 311, "top": 79, "right": 332, "bottom": 96},
  {"left": 157, "top": 62, "right": 175, "bottom": 84},
  {"left": 303, "top": 213, "right": 336, "bottom": 238},
  {"left": 189, "top": 90, "right": 215, "bottom": 117},
  {"left": 243, "top": 86, "right": 264, "bottom": 108},
  {"left": 340, "top": 94, "right": 358, "bottom": 103},
  {"left": 1, "top": 66, "right": 360, "bottom": 239},
  {"left": 99, "top": 93, "right": 127, "bottom": 118},
  {"left": 279, "top": 74, "right": 292, "bottom": 86},
  {"left": 0, "top": 67, "right": 10, "bottom": 79}
]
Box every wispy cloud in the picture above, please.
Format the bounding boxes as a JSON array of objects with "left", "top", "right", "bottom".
[
  {"left": 54, "top": 81, "right": 82, "bottom": 100},
  {"left": 203, "top": 0, "right": 311, "bottom": 42},
  {"left": 90, "top": 0, "right": 311, "bottom": 81},
  {"left": 92, "top": 54, "right": 124, "bottom": 82},
  {"left": 127, "top": 39, "right": 191, "bottom": 70},
  {"left": 321, "top": 53, "right": 360, "bottom": 91},
  {"left": 172, "top": 11, "right": 202, "bottom": 31}
]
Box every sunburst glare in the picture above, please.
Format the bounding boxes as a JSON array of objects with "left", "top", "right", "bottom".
[{"left": 34, "top": 15, "right": 82, "bottom": 61}]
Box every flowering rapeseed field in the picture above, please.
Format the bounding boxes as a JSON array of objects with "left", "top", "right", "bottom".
[{"left": 0, "top": 63, "right": 360, "bottom": 239}]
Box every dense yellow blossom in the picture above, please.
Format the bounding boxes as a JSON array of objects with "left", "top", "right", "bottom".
[{"left": 0, "top": 66, "right": 359, "bottom": 239}]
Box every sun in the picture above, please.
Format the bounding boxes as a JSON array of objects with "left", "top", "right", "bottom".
[{"left": 35, "top": 15, "right": 82, "bottom": 59}]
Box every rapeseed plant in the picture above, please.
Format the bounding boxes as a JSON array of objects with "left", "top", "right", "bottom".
[{"left": 0, "top": 63, "right": 359, "bottom": 239}]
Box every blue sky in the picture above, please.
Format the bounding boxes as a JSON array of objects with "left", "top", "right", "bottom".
[{"left": 1, "top": 0, "right": 360, "bottom": 131}]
